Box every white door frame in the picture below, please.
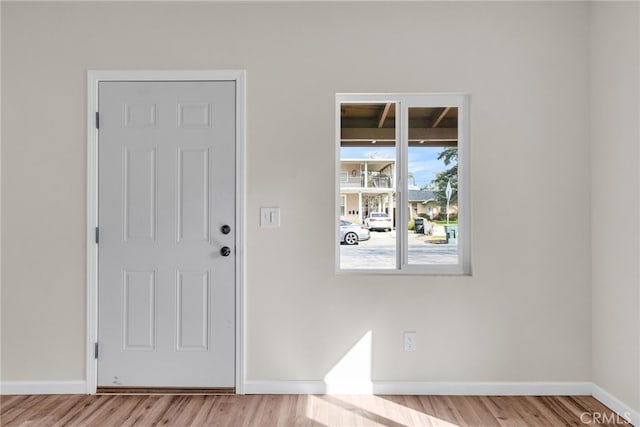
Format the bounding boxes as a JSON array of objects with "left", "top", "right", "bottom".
[{"left": 86, "top": 70, "right": 246, "bottom": 394}]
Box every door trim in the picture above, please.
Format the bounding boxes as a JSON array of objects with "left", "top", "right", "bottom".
[{"left": 86, "top": 70, "right": 246, "bottom": 394}]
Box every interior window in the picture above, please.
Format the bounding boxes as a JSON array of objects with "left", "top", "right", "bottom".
[{"left": 336, "top": 94, "right": 470, "bottom": 275}]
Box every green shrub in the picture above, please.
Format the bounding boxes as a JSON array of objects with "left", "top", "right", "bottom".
[{"left": 408, "top": 220, "right": 415, "bottom": 231}]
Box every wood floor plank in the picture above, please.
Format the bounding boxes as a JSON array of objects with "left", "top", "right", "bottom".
[
  {"left": 189, "top": 395, "right": 226, "bottom": 426},
  {"left": 298, "top": 394, "right": 328, "bottom": 427},
  {"left": 51, "top": 395, "right": 115, "bottom": 427},
  {"left": 518, "top": 395, "right": 565, "bottom": 426},
  {"left": 406, "top": 395, "right": 456, "bottom": 426},
  {"left": 457, "top": 395, "right": 503, "bottom": 427},
  {"left": 391, "top": 395, "right": 443, "bottom": 426},
  {"left": 527, "top": 395, "right": 582, "bottom": 426},
  {"left": 479, "top": 396, "right": 529, "bottom": 427},
  {"left": 0, "top": 393, "right": 630, "bottom": 426},
  {"left": 254, "top": 394, "right": 284, "bottom": 426},
  {"left": 432, "top": 396, "right": 466, "bottom": 425},
  {"left": 114, "top": 395, "right": 156, "bottom": 427},
  {"left": 218, "top": 395, "right": 250, "bottom": 427},
  {"left": 151, "top": 395, "right": 198, "bottom": 426},
  {"left": 275, "top": 394, "right": 297, "bottom": 427},
  {"left": 444, "top": 395, "right": 491, "bottom": 426},
  {"left": 0, "top": 394, "right": 49, "bottom": 425},
  {"left": 559, "top": 395, "right": 630, "bottom": 426},
  {"left": 0, "top": 394, "right": 31, "bottom": 414}
]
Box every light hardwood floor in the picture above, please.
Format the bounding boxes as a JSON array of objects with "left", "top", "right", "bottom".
[{"left": 0, "top": 394, "right": 631, "bottom": 426}]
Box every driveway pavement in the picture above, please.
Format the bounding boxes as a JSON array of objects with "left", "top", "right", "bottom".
[{"left": 339, "top": 230, "right": 458, "bottom": 269}]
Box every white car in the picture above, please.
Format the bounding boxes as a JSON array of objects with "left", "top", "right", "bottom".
[
  {"left": 364, "top": 212, "right": 392, "bottom": 231},
  {"left": 340, "top": 220, "right": 370, "bottom": 245}
]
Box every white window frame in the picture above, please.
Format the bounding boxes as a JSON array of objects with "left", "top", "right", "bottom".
[{"left": 335, "top": 93, "right": 471, "bottom": 275}]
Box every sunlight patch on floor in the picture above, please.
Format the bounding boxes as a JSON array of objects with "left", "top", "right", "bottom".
[{"left": 305, "top": 394, "right": 461, "bottom": 427}]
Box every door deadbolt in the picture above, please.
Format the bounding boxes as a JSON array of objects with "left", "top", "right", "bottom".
[{"left": 221, "top": 225, "right": 231, "bottom": 235}]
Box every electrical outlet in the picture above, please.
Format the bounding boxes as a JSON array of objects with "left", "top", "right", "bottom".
[{"left": 404, "top": 331, "right": 416, "bottom": 352}]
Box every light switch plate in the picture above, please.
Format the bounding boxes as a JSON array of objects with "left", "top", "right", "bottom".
[
  {"left": 260, "top": 207, "right": 280, "bottom": 228},
  {"left": 403, "top": 331, "right": 416, "bottom": 352}
]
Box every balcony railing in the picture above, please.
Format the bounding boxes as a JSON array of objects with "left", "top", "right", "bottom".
[{"left": 340, "top": 173, "right": 393, "bottom": 189}]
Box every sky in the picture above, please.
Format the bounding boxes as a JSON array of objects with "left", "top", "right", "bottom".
[{"left": 340, "top": 146, "right": 449, "bottom": 189}]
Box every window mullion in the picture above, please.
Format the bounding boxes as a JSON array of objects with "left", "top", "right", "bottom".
[
  {"left": 398, "top": 101, "right": 408, "bottom": 270},
  {"left": 458, "top": 96, "right": 471, "bottom": 273}
]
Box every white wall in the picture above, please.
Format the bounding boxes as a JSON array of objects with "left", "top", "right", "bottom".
[
  {"left": 2, "top": 2, "right": 592, "bottom": 386},
  {"left": 590, "top": 1, "right": 640, "bottom": 414}
]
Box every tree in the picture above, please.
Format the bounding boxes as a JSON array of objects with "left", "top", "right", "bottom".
[
  {"left": 408, "top": 172, "right": 416, "bottom": 187},
  {"left": 428, "top": 147, "right": 458, "bottom": 206}
]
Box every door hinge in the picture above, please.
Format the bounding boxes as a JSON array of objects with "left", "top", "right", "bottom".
[
  {"left": 94, "top": 342, "right": 99, "bottom": 359},
  {"left": 95, "top": 227, "right": 99, "bottom": 244},
  {"left": 95, "top": 112, "right": 100, "bottom": 129}
]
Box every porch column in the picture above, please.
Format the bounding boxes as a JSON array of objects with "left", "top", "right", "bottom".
[
  {"left": 388, "top": 192, "right": 394, "bottom": 229},
  {"left": 358, "top": 192, "right": 363, "bottom": 222},
  {"left": 364, "top": 162, "right": 368, "bottom": 188}
]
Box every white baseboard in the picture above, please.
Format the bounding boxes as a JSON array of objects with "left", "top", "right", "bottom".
[
  {"left": 592, "top": 383, "right": 639, "bottom": 426},
  {"left": 244, "top": 380, "right": 593, "bottom": 396},
  {"left": 0, "top": 381, "right": 87, "bottom": 395},
  {"left": 245, "top": 380, "right": 327, "bottom": 395}
]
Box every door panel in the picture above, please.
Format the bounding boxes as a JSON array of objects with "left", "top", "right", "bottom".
[
  {"left": 177, "top": 148, "right": 210, "bottom": 242},
  {"left": 98, "top": 81, "right": 236, "bottom": 388},
  {"left": 176, "top": 271, "right": 209, "bottom": 351},
  {"left": 123, "top": 270, "right": 156, "bottom": 350},
  {"left": 124, "top": 147, "right": 157, "bottom": 242}
]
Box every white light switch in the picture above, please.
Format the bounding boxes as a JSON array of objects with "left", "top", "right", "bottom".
[
  {"left": 404, "top": 331, "right": 416, "bottom": 352},
  {"left": 260, "top": 207, "right": 280, "bottom": 228}
]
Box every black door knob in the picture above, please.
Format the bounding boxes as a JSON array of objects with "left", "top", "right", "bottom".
[
  {"left": 220, "top": 246, "right": 231, "bottom": 257},
  {"left": 221, "top": 225, "right": 231, "bottom": 235}
]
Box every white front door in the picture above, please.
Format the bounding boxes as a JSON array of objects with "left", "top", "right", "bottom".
[{"left": 97, "top": 81, "right": 236, "bottom": 388}]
